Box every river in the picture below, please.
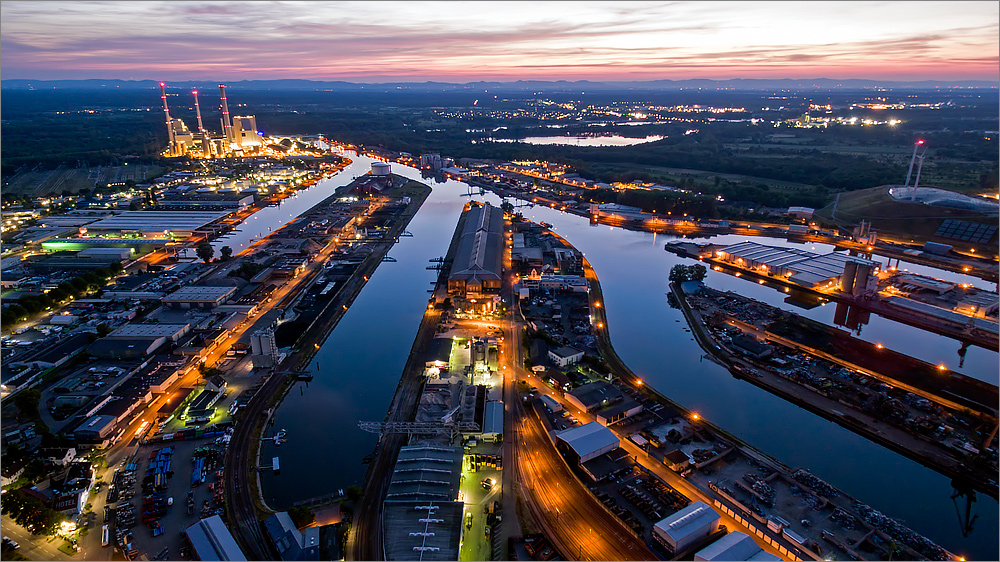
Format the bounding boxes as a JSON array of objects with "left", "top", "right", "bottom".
[{"left": 257, "top": 152, "right": 997, "bottom": 560}]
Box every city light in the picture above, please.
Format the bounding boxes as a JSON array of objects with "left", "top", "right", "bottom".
[
  {"left": 691, "top": 412, "right": 700, "bottom": 420},
  {"left": 875, "top": 343, "right": 884, "bottom": 349}
]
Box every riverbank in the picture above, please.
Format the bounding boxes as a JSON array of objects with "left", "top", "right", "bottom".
[
  {"left": 223, "top": 175, "right": 432, "bottom": 558},
  {"left": 543, "top": 228, "right": 958, "bottom": 560},
  {"left": 464, "top": 175, "right": 998, "bottom": 283},
  {"left": 349, "top": 202, "right": 477, "bottom": 560},
  {"left": 672, "top": 281, "right": 998, "bottom": 500},
  {"left": 665, "top": 243, "right": 998, "bottom": 352}
]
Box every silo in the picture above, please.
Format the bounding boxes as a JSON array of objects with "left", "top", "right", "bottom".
[
  {"left": 371, "top": 162, "right": 391, "bottom": 176},
  {"left": 852, "top": 263, "right": 873, "bottom": 296},
  {"left": 840, "top": 261, "right": 858, "bottom": 293}
]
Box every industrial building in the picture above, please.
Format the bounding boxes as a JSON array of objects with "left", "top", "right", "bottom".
[
  {"left": 481, "top": 400, "right": 504, "bottom": 440},
  {"left": 264, "top": 511, "right": 341, "bottom": 561},
  {"left": 385, "top": 445, "right": 464, "bottom": 501},
  {"left": 715, "top": 241, "right": 877, "bottom": 290},
  {"left": 555, "top": 421, "right": 621, "bottom": 463},
  {"left": 548, "top": 346, "right": 583, "bottom": 367},
  {"left": 157, "top": 191, "right": 255, "bottom": 209},
  {"left": 74, "top": 415, "right": 118, "bottom": 440},
  {"left": 162, "top": 286, "right": 237, "bottom": 309},
  {"left": 382, "top": 501, "right": 464, "bottom": 561},
  {"left": 565, "top": 381, "right": 644, "bottom": 427},
  {"left": 694, "top": 531, "right": 781, "bottom": 561},
  {"left": 653, "top": 501, "right": 721, "bottom": 554},
  {"left": 40, "top": 237, "right": 171, "bottom": 254},
  {"left": 448, "top": 203, "right": 505, "bottom": 306},
  {"left": 78, "top": 210, "right": 232, "bottom": 238},
  {"left": 184, "top": 514, "right": 247, "bottom": 561},
  {"left": 159, "top": 83, "right": 265, "bottom": 158},
  {"left": 108, "top": 323, "right": 191, "bottom": 342},
  {"left": 382, "top": 445, "right": 465, "bottom": 562}
]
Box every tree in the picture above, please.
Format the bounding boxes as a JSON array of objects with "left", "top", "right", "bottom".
[
  {"left": 13, "top": 389, "right": 42, "bottom": 420},
  {"left": 96, "top": 323, "right": 112, "bottom": 338},
  {"left": 109, "top": 261, "right": 124, "bottom": 275},
  {"left": 345, "top": 484, "right": 363, "bottom": 504},
  {"left": 668, "top": 264, "right": 708, "bottom": 283},
  {"left": 287, "top": 506, "right": 315, "bottom": 529},
  {"left": 70, "top": 278, "right": 89, "bottom": 294},
  {"left": 19, "top": 297, "right": 42, "bottom": 315},
  {"left": 196, "top": 242, "right": 214, "bottom": 264},
  {"left": 220, "top": 246, "right": 233, "bottom": 260}
]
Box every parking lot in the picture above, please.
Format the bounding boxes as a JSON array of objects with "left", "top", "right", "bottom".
[{"left": 105, "top": 428, "right": 230, "bottom": 560}]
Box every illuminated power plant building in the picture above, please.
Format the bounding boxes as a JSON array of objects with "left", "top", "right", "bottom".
[{"left": 159, "top": 82, "right": 264, "bottom": 158}]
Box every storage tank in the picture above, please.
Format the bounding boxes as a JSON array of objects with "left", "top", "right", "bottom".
[
  {"left": 371, "top": 162, "right": 391, "bottom": 176},
  {"left": 840, "top": 261, "right": 858, "bottom": 293},
  {"left": 923, "top": 241, "right": 953, "bottom": 255},
  {"left": 852, "top": 263, "right": 873, "bottom": 296}
]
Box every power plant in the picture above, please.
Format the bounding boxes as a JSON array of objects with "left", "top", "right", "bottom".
[{"left": 159, "top": 82, "right": 264, "bottom": 158}]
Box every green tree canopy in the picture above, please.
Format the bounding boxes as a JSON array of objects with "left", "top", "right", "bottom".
[{"left": 196, "top": 243, "right": 214, "bottom": 264}]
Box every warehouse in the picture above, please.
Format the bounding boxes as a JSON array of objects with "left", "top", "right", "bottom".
[
  {"left": 108, "top": 323, "right": 191, "bottom": 342},
  {"left": 162, "top": 286, "right": 237, "bottom": 309},
  {"left": 694, "top": 531, "right": 780, "bottom": 561},
  {"left": 715, "top": 241, "right": 876, "bottom": 288},
  {"left": 82, "top": 210, "right": 232, "bottom": 238},
  {"left": 184, "top": 515, "right": 247, "bottom": 561},
  {"left": 555, "top": 421, "right": 620, "bottom": 464},
  {"left": 448, "top": 203, "right": 504, "bottom": 302},
  {"left": 565, "top": 381, "right": 648, "bottom": 428},
  {"left": 385, "top": 445, "right": 464, "bottom": 501},
  {"left": 382, "top": 501, "right": 463, "bottom": 562},
  {"left": 74, "top": 415, "right": 118, "bottom": 440},
  {"left": 653, "top": 501, "right": 721, "bottom": 554}
]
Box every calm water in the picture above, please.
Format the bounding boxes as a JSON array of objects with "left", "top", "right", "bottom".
[
  {"left": 259, "top": 153, "right": 998, "bottom": 560},
  {"left": 492, "top": 134, "right": 665, "bottom": 147}
]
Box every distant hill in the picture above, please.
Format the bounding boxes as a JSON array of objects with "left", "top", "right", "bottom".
[{"left": 2, "top": 77, "right": 996, "bottom": 91}]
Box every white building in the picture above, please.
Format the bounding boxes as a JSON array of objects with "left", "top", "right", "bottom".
[
  {"left": 232, "top": 116, "right": 263, "bottom": 149},
  {"left": 548, "top": 346, "right": 584, "bottom": 367},
  {"left": 653, "top": 501, "right": 721, "bottom": 554},
  {"left": 555, "top": 422, "right": 620, "bottom": 463},
  {"left": 695, "top": 531, "right": 780, "bottom": 561}
]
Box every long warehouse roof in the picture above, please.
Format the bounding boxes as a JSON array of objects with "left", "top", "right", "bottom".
[
  {"left": 449, "top": 203, "right": 504, "bottom": 283},
  {"left": 84, "top": 210, "right": 232, "bottom": 232}
]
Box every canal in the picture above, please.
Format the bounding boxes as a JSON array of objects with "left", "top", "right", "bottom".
[{"left": 258, "top": 152, "right": 997, "bottom": 560}]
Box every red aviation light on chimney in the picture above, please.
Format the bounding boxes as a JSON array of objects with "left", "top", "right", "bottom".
[{"left": 917, "top": 140, "right": 925, "bottom": 144}]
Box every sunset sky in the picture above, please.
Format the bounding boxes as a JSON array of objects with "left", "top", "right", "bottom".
[{"left": 1, "top": 1, "right": 997, "bottom": 83}]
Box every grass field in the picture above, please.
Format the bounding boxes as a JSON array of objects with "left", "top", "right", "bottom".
[
  {"left": 596, "top": 162, "right": 818, "bottom": 190},
  {"left": 3, "top": 165, "right": 164, "bottom": 197},
  {"left": 817, "top": 185, "right": 996, "bottom": 241}
]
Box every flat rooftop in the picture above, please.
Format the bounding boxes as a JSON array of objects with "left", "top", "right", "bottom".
[
  {"left": 386, "top": 445, "right": 464, "bottom": 501},
  {"left": 382, "top": 500, "right": 463, "bottom": 562},
  {"left": 83, "top": 210, "right": 232, "bottom": 233},
  {"left": 163, "top": 285, "right": 237, "bottom": 302}
]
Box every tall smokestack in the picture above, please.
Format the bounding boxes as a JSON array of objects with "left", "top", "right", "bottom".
[
  {"left": 160, "top": 82, "right": 176, "bottom": 146},
  {"left": 904, "top": 139, "right": 924, "bottom": 195},
  {"left": 192, "top": 89, "right": 206, "bottom": 133},
  {"left": 912, "top": 154, "right": 926, "bottom": 195},
  {"left": 219, "top": 84, "right": 234, "bottom": 145}
]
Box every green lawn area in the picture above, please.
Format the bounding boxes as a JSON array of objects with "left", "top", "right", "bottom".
[{"left": 57, "top": 541, "right": 78, "bottom": 556}]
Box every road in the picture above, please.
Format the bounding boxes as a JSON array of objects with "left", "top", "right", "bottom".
[
  {"left": 1, "top": 514, "right": 81, "bottom": 561},
  {"left": 499, "top": 248, "right": 655, "bottom": 561}
]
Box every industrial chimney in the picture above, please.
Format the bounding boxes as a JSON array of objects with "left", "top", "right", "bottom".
[
  {"left": 219, "top": 84, "right": 234, "bottom": 145},
  {"left": 160, "top": 82, "right": 176, "bottom": 148},
  {"left": 192, "top": 90, "right": 206, "bottom": 133}
]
